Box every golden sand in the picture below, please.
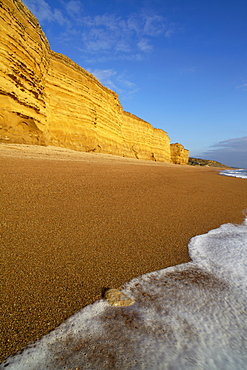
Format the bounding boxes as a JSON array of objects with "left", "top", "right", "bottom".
[{"left": 1, "top": 144, "right": 246, "bottom": 361}]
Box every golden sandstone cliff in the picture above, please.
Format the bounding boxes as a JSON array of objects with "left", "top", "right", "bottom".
[
  {"left": 0, "top": 0, "right": 188, "bottom": 164},
  {"left": 170, "top": 143, "right": 189, "bottom": 165}
]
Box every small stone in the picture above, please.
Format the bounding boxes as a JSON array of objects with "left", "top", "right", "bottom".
[{"left": 105, "top": 289, "right": 135, "bottom": 307}]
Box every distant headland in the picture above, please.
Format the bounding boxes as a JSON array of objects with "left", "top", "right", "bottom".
[{"left": 188, "top": 157, "right": 230, "bottom": 168}]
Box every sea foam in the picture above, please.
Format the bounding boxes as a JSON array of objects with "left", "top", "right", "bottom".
[
  {"left": 220, "top": 169, "right": 247, "bottom": 179},
  {"left": 1, "top": 218, "right": 247, "bottom": 369}
]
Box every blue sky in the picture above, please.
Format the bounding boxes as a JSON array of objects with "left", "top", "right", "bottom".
[{"left": 22, "top": 0, "right": 247, "bottom": 167}]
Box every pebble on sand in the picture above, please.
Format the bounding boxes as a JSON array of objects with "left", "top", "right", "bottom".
[{"left": 105, "top": 289, "right": 135, "bottom": 307}]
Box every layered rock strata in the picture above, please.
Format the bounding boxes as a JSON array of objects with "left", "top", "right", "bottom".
[
  {"left": 122, "top": 112, "right": 171, "bottom": 162},
  {"left": 170, "top": 143, "right": 189, "bottom": 165},
  {"left": 0, "top": 0, "right": 188, "bottom": 163},
  {"left": 0, "top": 0, "right": 49, "bottom": 145}
]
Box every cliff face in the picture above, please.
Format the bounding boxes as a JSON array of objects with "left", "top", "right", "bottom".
[
  {"left": 122, "top": 112, "right": 170, "bottom": 161},
  {"left": 45, "top": 51, "right": 127, "bottom": 156},
  {"left": 170, "top": 143, "right": 189, "bottom": 165},
  {"left": 0, "top": 0, "right": 188, "bottom": 163},
  {"left": 0, "top": 0, "right": 50, "bottom": 145}
]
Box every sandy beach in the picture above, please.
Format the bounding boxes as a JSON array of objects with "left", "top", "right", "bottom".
[{"left": 1, "top": 144, "right": 247, "bottom": 362}]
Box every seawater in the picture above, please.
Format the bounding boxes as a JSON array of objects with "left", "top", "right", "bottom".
[
  {"left": 1, "top": 218, "right": 247, "bottom": 369},
  {"left": 220, "top": 168, "right": 247, "bottom": 179}
]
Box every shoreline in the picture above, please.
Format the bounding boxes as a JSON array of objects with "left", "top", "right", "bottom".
[{"left": 1, "top": 144, "right": 247, "bottom": 361}]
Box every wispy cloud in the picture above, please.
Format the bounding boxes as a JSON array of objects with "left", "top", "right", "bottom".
[
  {"left": 65, "top": 0, "right": 82, "bottom": 18},
  {"left": 179, "top": 66, "right": 197, "bottom": 75},
  {"left": 23, "top": 0, "right": 53, "bottom": 23},
  {"left": 143, "top": 14, "right": 166, "bottom": 36},
  {"left": 80, "top": 12, "right": 172, "bottom": 59},
  {"left": 23, "top": 0, "right": 69, "bottom": 25},
  {"left": 137, "top": 38, "right": 153, "bottom": 51},
  {"left": 23, "top": 0, "right": 175, "bottom": 61},
  {"left": 236, "top": 82, "right": 247, "bottom": 90},
  {"left": 87, "top": 68, "right": 139, "bottom": 99},
  {"left": 200, "top": 136, "right": 247, "bottom": 168}
]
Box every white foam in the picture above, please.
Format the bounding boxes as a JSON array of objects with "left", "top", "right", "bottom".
[
  {"left": 1, "top": 218, "right": 247, "bottom": 369},
  {"left": 220, "top": 169, "right": 247, "bottom": 179}
]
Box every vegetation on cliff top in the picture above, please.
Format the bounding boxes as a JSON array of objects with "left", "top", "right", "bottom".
[{"left": 188, "top": 157, "right": 230, "bottom": 168}]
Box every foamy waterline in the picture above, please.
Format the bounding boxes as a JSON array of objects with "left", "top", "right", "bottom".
[
  {"left": 1, "top": 218, "right": 247, "bottom": 369},
  {"left": 220, "top": 168, "right": 247, "bottom": 179}
]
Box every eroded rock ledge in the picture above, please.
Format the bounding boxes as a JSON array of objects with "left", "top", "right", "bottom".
[
  {"left": 0, "top": 0, "right": 189, "bottom": 164},
  {"left": 170, "top": 143, "right": 189, "bottom": 165}
]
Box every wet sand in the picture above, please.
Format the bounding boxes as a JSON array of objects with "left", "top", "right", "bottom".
[{"left": 1, "top": 144, "right": 247, "bottom": 361}]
